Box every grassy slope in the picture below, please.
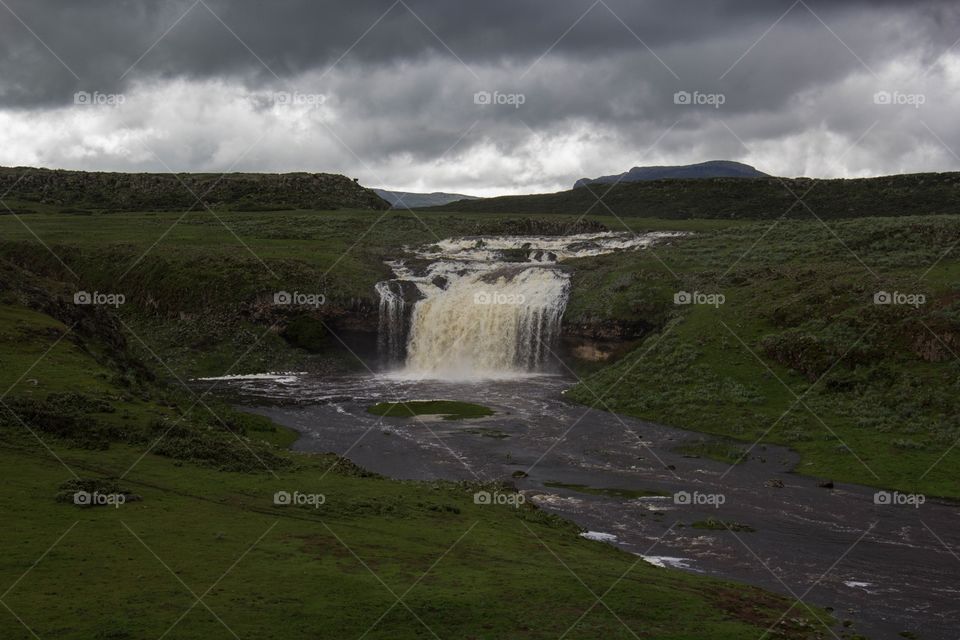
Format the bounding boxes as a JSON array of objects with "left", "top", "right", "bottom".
[
  {"left": 2, "top": 447, "right": 823, "bottom": 640},
  {"left": 565, "top": 215, "right": 960, "bottom": 498},
  {"left": 0, "top": 301, "right": 828, "bottom": 639}
]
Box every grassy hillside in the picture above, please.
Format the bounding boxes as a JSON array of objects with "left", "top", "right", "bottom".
[
  {"left": 0, "top": 259, "right": 829, "bottom": 639},
  {"left": 2, "top": 204, "right": 959, "bottom": 503},
  {"left": 428, "top": 172, "right": 960, "bottom": 220},
  {"left": 565, "top": 215, "right": 960, "bottom": 498}
]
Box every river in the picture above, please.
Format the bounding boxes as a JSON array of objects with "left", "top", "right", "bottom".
[
  {"left": 210, "top": 231, "right": 957, "bottom": 639},
  {"left": 200, "top": 371, "right": 959, "bottom": 640}
]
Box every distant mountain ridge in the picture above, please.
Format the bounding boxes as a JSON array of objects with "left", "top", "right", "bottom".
[
  {"left": 425, "top": 172, "right": 960, "bottom": 221},
  {"left": 373, "top": 189, "right": 482, "bottom": 209},
  {"left": 574, "top": 160, "right": 767, "bottom": 188}
]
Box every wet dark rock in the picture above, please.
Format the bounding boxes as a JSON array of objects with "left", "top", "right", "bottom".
[
  {"left": 562, "top": 318, "right": 654, "bottom": 341},
  {"left": 529, "top": 250, "right": 558, "bottom": 262},
  {"left": 566, "top": 241, "right": 601, "bottom": 253},
  {"left": 383, "top": 280, "right": 424, "bottom": 305}
]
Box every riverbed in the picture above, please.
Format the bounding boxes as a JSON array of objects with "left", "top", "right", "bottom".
[{"left": 208, "top": 371, "right": 960, "bottom": 640}]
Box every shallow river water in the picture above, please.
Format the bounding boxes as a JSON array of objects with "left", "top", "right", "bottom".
[{"left": 207, "top": 371, "right": 960, "bottom": 640}]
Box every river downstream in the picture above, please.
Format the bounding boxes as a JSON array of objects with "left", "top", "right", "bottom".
[
  {"left": 212, "top": 231, "right": 956, "bottom": 639},
  {"left": 207, "top": 372, "right": 959, "bottom": 640}
]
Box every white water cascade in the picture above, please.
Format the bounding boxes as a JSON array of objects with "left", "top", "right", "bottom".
[
  {"left": 375, "top": 280, "right": 408, "bottom": 365},
  {"left": 405, "top": 266, "right": 570, "bottom": 375},
  {"left": 375, "top": 231, "right": 681, "bottom": 379}
]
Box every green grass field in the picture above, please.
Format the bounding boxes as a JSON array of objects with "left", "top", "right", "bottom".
[
  {"left": 2, "top": 443, "right": 830, "bottom": 640},
  {"left": 2, "top": 202, "right": 958, "bottom": 637},
  {"left": 0, "top": 261, "right": 829, "bottom": 637}
]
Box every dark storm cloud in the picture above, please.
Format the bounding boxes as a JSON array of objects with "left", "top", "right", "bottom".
[
  {"left": 1, "top": 0, "right": 958, "bottom": 190},
  {"left": 1, "top": 0, "right": 956, "bottom": 107}
]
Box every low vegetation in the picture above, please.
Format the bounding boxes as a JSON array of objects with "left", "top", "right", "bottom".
[{"left": 566, "top": 214, "right": 960, "bottom": 498}]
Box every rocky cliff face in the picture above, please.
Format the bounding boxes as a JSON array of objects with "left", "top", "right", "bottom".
[{"left": 0, "top": 167, "right": 390, "bottom": 211}]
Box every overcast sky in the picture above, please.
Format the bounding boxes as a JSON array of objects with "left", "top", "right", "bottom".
[{"left": 1, "top": 0, "right": 958, "bottom": 195}]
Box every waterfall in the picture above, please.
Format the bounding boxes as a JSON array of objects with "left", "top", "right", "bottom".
[
  {"left": 404, "top": 267, "right": 570, "bottom": 377},
  {"left": 375, "top": 280, "right": 408, "bottom": 366},
  {"left": 375, "top": 231, "right": 683, "bottom": 379}
]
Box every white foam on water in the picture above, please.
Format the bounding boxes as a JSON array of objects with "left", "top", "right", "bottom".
[
  {"left": 843, "top": 581, "right": 874, "bottom": 591},
  {"left": 581, "top": 531, "right": 619, "bottom": 543},
  {"left": 641, "top": 556, "right": 693, "bottom": 569},
  {"left": 196, "top": 372, "right": 304, "bottom": 384}
]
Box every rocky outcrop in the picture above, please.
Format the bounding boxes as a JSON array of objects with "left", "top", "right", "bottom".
[
  {"left": 561, "top": 318, "right": 654, "bottom": 363},
  {"left": 563, "top": 318, "right": 654, "bottom": 341},
  {"left": 0, "top": 166, "right": 390, "bottom": 211}
]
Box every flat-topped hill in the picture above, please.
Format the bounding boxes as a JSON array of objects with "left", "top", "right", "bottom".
[{"left": 0, "top": 166, "right": 390, "bottom": 212}]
